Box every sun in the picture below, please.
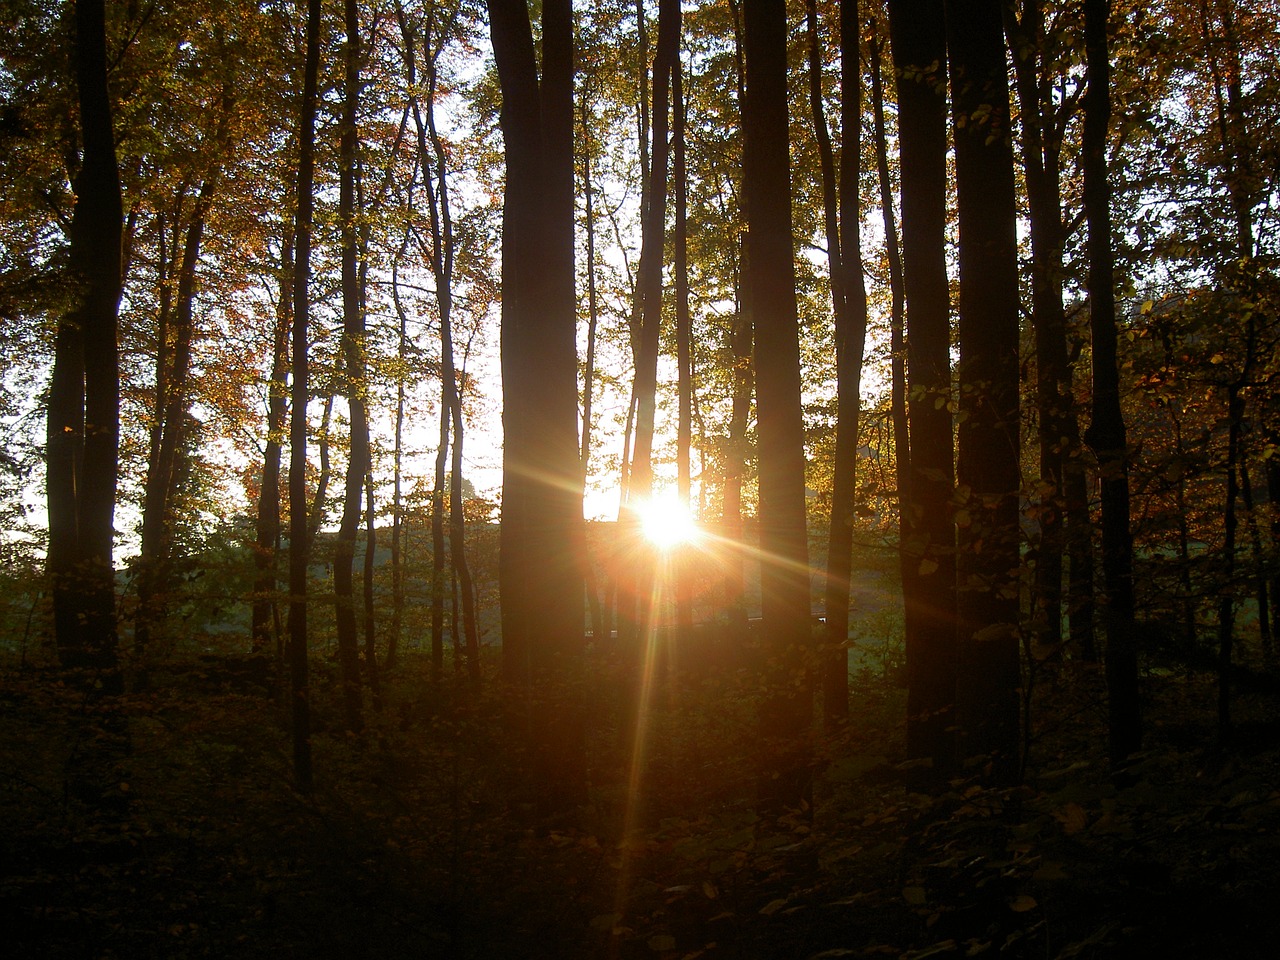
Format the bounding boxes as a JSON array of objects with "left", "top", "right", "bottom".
[{"left": 637, "top": 494, "right": 700, "bottom": 550}]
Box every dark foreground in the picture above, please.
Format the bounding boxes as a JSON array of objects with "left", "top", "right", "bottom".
[{"left": 4, "top": 648, "right": 1280, "bottom": 960}]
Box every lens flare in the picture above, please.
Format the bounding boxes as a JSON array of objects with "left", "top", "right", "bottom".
[{"left": 637, "top": 494, "right": 699, "bottom": 550}]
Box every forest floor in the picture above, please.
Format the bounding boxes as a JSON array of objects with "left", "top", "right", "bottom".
[{"left": 4, "top": 636, "right": 1280, "bottom": 960}]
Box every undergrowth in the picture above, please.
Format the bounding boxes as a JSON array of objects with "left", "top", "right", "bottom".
[{"left": 3, "top": 639, "right": 1280, "bottom": 959}]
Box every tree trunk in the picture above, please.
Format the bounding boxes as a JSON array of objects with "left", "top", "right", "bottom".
[
  {"left": 888, "top": 0, "right": 956, "bottom": 781},
  {"left": 869, "top": 16, "right": 914, "bottom": 681},
  {"left": 946, "top": 0, "right": 1023, "bottom": 782},
  {"left": 1004, "top": 0, "right": 1077, "bottom": 653},
  {"left": 487, "top": 0, "right": 586, "bottom": 814},
  {"left": 287, "top": 0, "right": 323, "bottom": 793},
  {"left": 743, "top": 0, "right": 814, "bottom": 815},
  {"left": 674, "top": 52, "right": 695, "bottom": 648},
  {"left": 135, "top": 177, "right": 216, "bottom": 665},
  {"left": 579, "top": 95, "right": 607, "bottom": 646},
  {"left": 47, "top": 0, "right": 124, "bottom": 690},
  {"left": 333, "top": 0, "right": 366, "bottom": 734},
  {"left": 1082, "top": 0, "right": 1140, "bottom": 770},
  {"left": 809, "top": 0, "right": 869, "bottom": 730},
  {"left": 621, "top": 0, "right": 680, "bottom": 655},
  {"left": 252, "top": 219, "right": 293, "bottom": 657},
  {"left": 363, "top": 474, "right": 382, "bottom": 707}
]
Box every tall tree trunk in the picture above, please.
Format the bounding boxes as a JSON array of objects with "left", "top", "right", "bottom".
[
  {"left": 722, "top": 2, "right": 751, "bottom": 646},
  {"left": 387, "top": 248, "right": 408, "bottom": 671},
  {"left": 47, "top": 0, "right": 124, "bottom": 689},
  {"left": 135, "top": 179, "right": 215, "bottom": 664},
  {"left": 1005, "top": 0, "right": 1071, "bottom": 652},
  {"left": 722, "top": 240, "right": 753, "bottom": 643},
  {"left": 888, "top": 0, "right": 956, "bottom": 781},
  {"left": 431, "top": 392, "right": 449, "bottom": 676},
  {"left": 622, "top": 0, "right": 680, "bottom": 651},
  {"left": 946, "top": 0, "right": 1023, "bottom": 782},
  {"left": 743, "top": 0, "right": 814, "bottom": 814},
  {"left": 363, "top": 475, "right": 381, "bottom": 706},
  {"left": 673, "top": 51, "right": 694, "bottom": 646},
  {"left": 287, "top": 0, "right": 323, "bottom": 793},
  {"left": 1082, "top": 0, "right": 1140, "bottom": 770},
  {"left": 333, "top": 0, "right": 367, "bottom": 734},
  {"left": 869, "top": 16, "right": 913, "bottom": 677},
  {"left": 809, "top": 0, "right": 869, "bottom": 729},
  {"left": 579, "top": 95, "right": 607, "bottom": 646},
  {"left": 487, "top": 0, "right": 586, "bottom": 813},
  {"left": 1240, "top": 459, "right": 1271, "bottom": 655},
  {"left": 253, "top": 219, "right": 293, "bottom": 657}
]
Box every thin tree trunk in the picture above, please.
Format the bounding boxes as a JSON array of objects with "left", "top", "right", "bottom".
[
  {"left": 624, "top": 0, "right": 681, "bottom": 658},
  {"left": 579, "top": 94, "right": 606, "bottom": 646},
  {"left": 1005, "top": 0, "right": 1070, "bottom": 651},
  {"left": 809, "top": 0, "right": 868, "bottom": 729},
  {"left": 1083, "top": 0, "right": 1139, "bottom": 770},
  {"left": 253, "top": 219, "right": 293, "bottom": 656},
  {"left": 387, "top": 253, "right": 407, "bottom": 671},
  {"left": 673, "top": 51, "right": 694, "bottom": 645},
  {"left": 288, "top": 0, "right": 323, "bottom": 793},
  {"left": 364, "top": 473, "right": 382, "bottom": 708},
  {"left": 306, "top": 393, "right": 335, "bottom": 542},
  {"left": 869, "top": 16, "right": 913, "bottom": 674},
  {"left": 1240, "top": 460, "right": 1271, "bottom": 655},
  {"left": 431, "top": 392, "right": 449, "bottom": 677},
  {"left": 723, "top": 238, "right": 753, "bottom": 643},
  {"left": 135, "top": 180, "right": 215, "bottom": 663},
  {"left": 333, "top": 0, "right": 366, "bottom": 734}
]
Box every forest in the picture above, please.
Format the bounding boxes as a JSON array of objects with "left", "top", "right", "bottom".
[{"left": 3, "top": 0, "right": 1280, "bottom": 957}]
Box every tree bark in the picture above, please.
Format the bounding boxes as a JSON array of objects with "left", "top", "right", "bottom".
[
  {"left": 743, "top": 0, "right": 814, "bottom": 814},
  {"left": 135, "top": 177, "right": 215, "bottom": 664},
  {"left": 1082, "top": 0, "right": 1140, "bottom": 770},
  {"left": 674, "top": 52, "right": 695, "bottom": 647},
  {"left": 809, "top": 0, "right": 869, "bottom": 730},
  {"left": 869, "top": 15, "right": 914, "bottom": 683},
  {"left": 946, "top": 0, "right": 1023, "bottom": 782},
  {"left": 287, "top": 0, "right": 323, "bottom": 793},
  {"left": 488, "top": 0, "right": 586, "bottom": 814},
  {"left": 888, "top": 0, "right": 956, "bottom": 781},
  {"left": 252, "top": 219, "right": 293, "bottom": 658},
  {"left": 46, "top": 0, "right": 124, "bottom": 690},
  {"left": 333, "top": 0, "right": 367, "bottom": 734}
]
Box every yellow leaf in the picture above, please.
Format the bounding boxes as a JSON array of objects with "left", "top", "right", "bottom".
[
  {"left": 1055, "top": 802, "right": 1088, "bottom": 835},
  {"left": 1008, "top": 894, "right": 1038, "bottom": 913},
  {"left": 918, "top": 558, "right": 939, "bottom": 577}
]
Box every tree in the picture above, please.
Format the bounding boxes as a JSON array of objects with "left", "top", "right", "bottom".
[
  {"left": 45, "top": 0, "right": 124, "bottom": 689},
  {"left": 1004, "top": 0, "right": 1095, "bottom": 659},
  {"left": 333, "top": 0, "right": 368, "bottom": 734},
  {"left": 743, "top": 0, "right": 813, "bottom": 813},
  {"left": 946, "top": 0, "right": 1023, "bottom": 781},
  {"left": 287, "top": 0, "right": 323, "bottom": 793},
  {"left": 807, "top": 0, "right": 869, "bottom": 729},
  {"left": 1083, "top": 0, "right": 1140, "bottom": 769},
  {"left": 487, "top": 0, "right": 587, "bottom": 813},
  {"left": 888, "top": 0, "right": 956, "bottom": 780}
]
